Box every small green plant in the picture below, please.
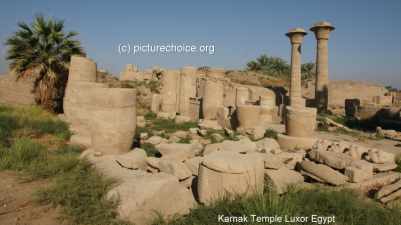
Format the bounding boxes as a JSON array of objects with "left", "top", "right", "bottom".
[
  {"left": 395, "top": 154, "right": 401, "bottom": 173},
  {"left": 140, "top": 143, "right": 158, "bottom": 157},
  {"left": 178, "top": 134, "right": 193, "bottom": 144},
  {"left": 264, "top": 129, "right": 278, "bottom": 139}
]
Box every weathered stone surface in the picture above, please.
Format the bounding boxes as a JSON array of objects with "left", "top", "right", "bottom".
[
  {"left": 256, "top": 138, "right": 280, "bottom": 152},
  {"left": 184, "top": 157, "right": 203, "bottom": 176},
  {"left": 373, "top": 163, "right": 398, "bottom": 172},
  {"left": 346, "top": 145, "right": 368, "bottom": 159},
  {"left": 90, "top": 88, "right": 136, "bottom": 155},
  {"left": 115, "top": 148, "right": 147, "bottom": 170},
  {"left": 218, "top": 140, "right": 249, "bottom": 153},
  {"left": 198, "top": 119, "right": 221, "bottom": 130},
  {"left": 158, "top": 159, "right": 192, "bottom": 180},
  {"left": 146, "top": 157, "right": 161, "bottom": 168},
  {"left": 198, "top": 151, "right": 264, "bottom": 205},
  {"left": 314, "top": 139, "right": 333, "bottom": 151},
  {"left": 299, "top": 161, "right": 347, "bottom": 186},
  {"left": 285, "top": 106, "right": 317, "bottom": 138},
  {"left": 380, "top": 189, "right": 401, "bottom": 203},
  {"left": 175, "top": 115, "right": 190, "bottom": 124},
  {"left": 174, "top": 131, "right": 188, "bottom": 138},
  {"left": 236, "top": 105, "right": 261, "bottom": 128},
  {"left": 201, "top": 151, "right": 264, "bottom": 174},
  {"left": 364, "top": 149, "right": 395, "bottom": 164},
  {"left": 376, "top": 179, "right": 401, "bottom": 200},
  {"left": 264, "top": 167, "right": 304, "bottom": 194},
  {"left": 155, "top": 143, "right": 195, "bottom": 161},
  {"left": 345, "top": 167, "right": 371, "bottom": 183},
  {"left": 107, "top": 173, "right": 196, "bottom": 225},
  {"left": 146, "top": 136, "right": 163, "bottom": 145},
  {"left": 350, "top": 160, "right": 373, "bottom": 179},
  {"left": 263, "top": 153, "right": 293, "bottom": 169},
  {"left": 203, "top": 144, "right": 220, "bottom": 156},
  {"left": 309, "top": 149, "right": 355, "bottom": 169},
  {"left": 211, "top": 133, "right": 225, "bottom": 143}
]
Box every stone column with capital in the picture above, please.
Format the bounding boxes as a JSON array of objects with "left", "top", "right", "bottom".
[
  {"left": 310, "top": 22, "right": 335, "bottom": 113},
  {"left": 285, "top": 28, "right": 307, "bottom": 108}
]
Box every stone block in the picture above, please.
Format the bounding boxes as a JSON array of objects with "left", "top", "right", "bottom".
[
  {"left": 198, "top": 151, "right": 264, "bottom": 205},
  {"left": 107, "top": 173, "right": 196, "bottom": 224},
  {"left": 264, "top": 167, "right": 304, "bottom": 194},
  {"left": 345, "top": 167, "right": 371, "bottom": 183},
  {"left": 299, "top": 161, "right": 347, "bottom": 186},
  {"left": 309, "top": 149, "right": 355, "bottom": 170}
]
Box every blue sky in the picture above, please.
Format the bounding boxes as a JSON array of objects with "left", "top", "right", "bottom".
[{"left": 1, "top": 0, "right": 400, "bottom": 89}]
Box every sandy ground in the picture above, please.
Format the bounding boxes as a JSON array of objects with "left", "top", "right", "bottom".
[{"left": 0, "top": 171, "right": 65, "bottom": 225}]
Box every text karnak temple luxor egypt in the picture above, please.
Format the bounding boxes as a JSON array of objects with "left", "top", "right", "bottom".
[{"left": 2, "top": 22, "right": 401, "bottom": 224}]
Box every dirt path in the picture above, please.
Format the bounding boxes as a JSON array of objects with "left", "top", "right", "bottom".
[{"left": 0, "top": 171, "right": 65, "bottom": 225}]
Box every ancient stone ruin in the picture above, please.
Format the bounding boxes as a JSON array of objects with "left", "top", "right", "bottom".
[{"left": 55, "top": 21, "right": 401, "bottom": 225}]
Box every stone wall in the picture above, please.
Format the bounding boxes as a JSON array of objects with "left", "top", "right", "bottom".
[
  {"left": 329, "top": 81, "right": 388, "bottom": 106},
  {"left": 0, "top": 74, "right": 36, "bottom": 106}
]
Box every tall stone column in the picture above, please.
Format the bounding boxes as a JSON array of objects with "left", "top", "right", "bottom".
[
  {"left": 178, "top": 67, "right": 197, "bottom": 117},
  {"left": 310, "top": 22, "right": 335, "bottom": 113},
  {"left": 161, "top": 69, "right": 179, "bottom": 113},
  {"left": 202, "top": 68, "right": 225, "bottom": 120},
  {"left": 285, "top": 28, "right": 307, "bottom": 108}
]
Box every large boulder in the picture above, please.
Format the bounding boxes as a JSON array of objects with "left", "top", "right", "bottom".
[{"left": 364, "top": 149, "right": 395, "bottom": 164}]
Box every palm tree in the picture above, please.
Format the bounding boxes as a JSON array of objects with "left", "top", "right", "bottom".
[
  {"left": 301, "top": 62, "right": 316, "bottom": 81},
  {"left": 245, "top": 60, "right": 261, "bottom": 71},
  {"left": 257, "top": 54, "right": 269, "bottom": 69},
  {"left": 4, "top": 14, "right": 84, "bottom": 111}
]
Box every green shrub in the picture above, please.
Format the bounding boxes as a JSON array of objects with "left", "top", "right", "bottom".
[
  {"left": 178, "top": 134, "right": 193, "bottom": 144},
  {"left": 264, "top": 129, "right": 278, "bottom": 139},
  {"left": 141, "top": 142, "right": 158, "bottom": 157}
]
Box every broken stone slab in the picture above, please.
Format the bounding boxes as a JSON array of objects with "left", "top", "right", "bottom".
[
  {"left": 211, "top": 133, "right": 225, "bottom": 143},
  {"left": 373, "top": 163, "right": 398, "bottom": 172},
  {"left": 345, "top": 167, "right": 371, "bottom": 183},
  {"left": 345, "top": 145, "right": 368, "bottom": 160},
  {"left": 364, "top": 149, "right": 395, "bottom": 164},
  {"left": 376, "top": 179, "right": 401, "bottom": 199},
  {"left": 158, "top": 159, "right": 192, "bottom": 180},
  {"left": 107, "top": 173, "right": 196, "bottom": 225},
  {"left": 198, "top": 151, "right": 264, "bottom": 206},
  {"left": 184, "top": 157, "right": 203, "bottom": 176},
  {"left": 155, "top": 143, "right": 195, "bottom": 161},
  {"left": 256, "top": 138, "right": 280, "bottom": 153},
  {"left": 169, "top": 136, "right": 181, "bottom": 143},
  {"left": 201, "top": 151, "right": 264, "bottom": 174},
  {"left": 180, "top": 175, "right": 195, "bottom": 188},
  {"left": 263, "top": 153, "right": 293, "bottom": 169},
  {"left": 146, "top": 157, "right": 162, "bottom": 168},
  {"left": 313, "top": 139, "right": 332, "bottom": 151},
  {"left": 198, "top": 119, "right": 222, "bottom": 130},
  {"left": 309, "top": 149, "right": 355, "bottom": 170},
  {"left": 197, "top": 129, "right": 208, "bottom": 137},
  {"left": 224, "top": 127, "right": 234, "bottom": 138},
  {"left": 189, "top": 128, "right": 198, "bottom": 135},
  {"left": 114, "top": 148, "right": 148, "bottom": 171},
  {"left": 218, "top": 140, "right": 249, "bottom": 153},
  {"left": 380, "top": 189, "right": 401, "bottom": 203},
  {"left": 350, "top": 160, "right": 373, "bottom": 179},
  {"left": 299, "top": 161, "right": 347, "bottom": 186},
  {"left": 174, "top": 130, "right": 188, "bottom": 138},
  {"left": 146, "top": 136, "right": 163, "bottom": 145},
  {"left": 264, "top": 167, "right": 304, "bottom": 194},
  {"left": 175, "top": 115, "right": 190, "bottom": 124},
  {"left": 327, "top": 142, "right": 349, "bottom": 153},
  {"left": 203, "top": 143, "right": 220, "bottom": 156}
]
